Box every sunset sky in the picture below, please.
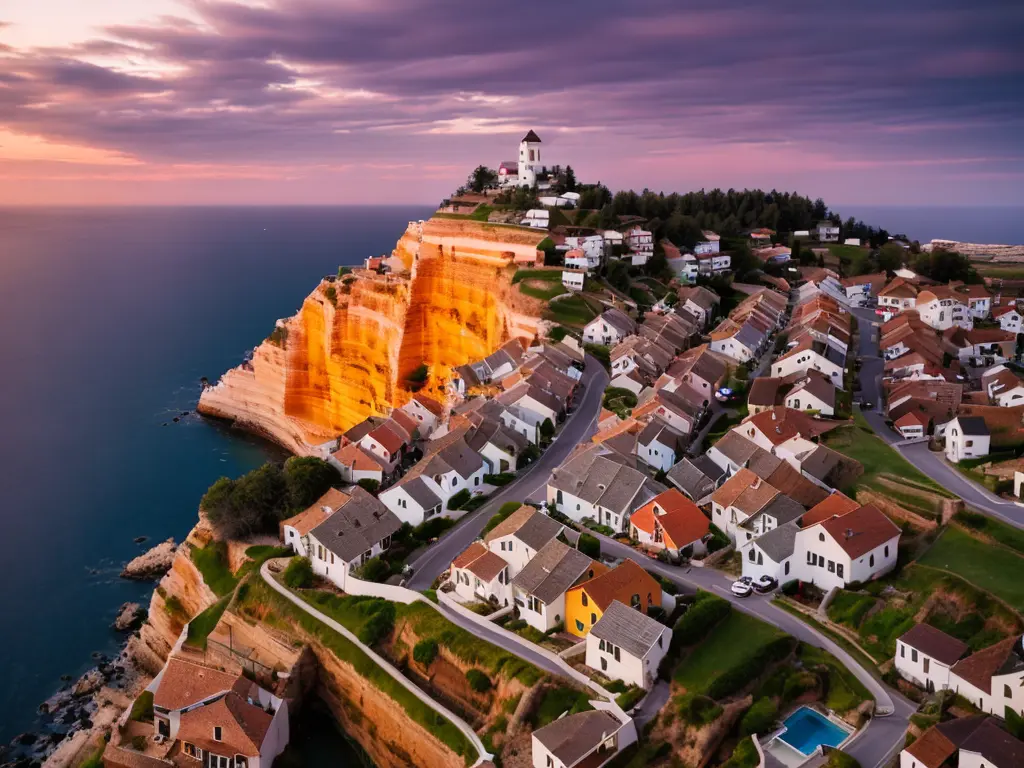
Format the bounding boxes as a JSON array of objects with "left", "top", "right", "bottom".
[{"left": 1, "top": 0, "right": 1022, "bottom": 206}]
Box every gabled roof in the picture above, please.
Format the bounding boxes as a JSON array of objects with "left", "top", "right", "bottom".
[
  {"left": 816, "top": 504, "right": 900, "bottom": 559},
  {"left": 176, "top": 691, "right": 274, "bottom": 758},
  {"left": 743, "top": 406, "right": 844, "bottom": 445},
  {"left": 452, "top": 542, "right": 508, "bottom": 582},
  {"left": 666, "top": 455, "right": 725, "bottom": 500},
  {"left": 572, "top": 559, "right": 660, "bottom": 611},
  {"left": 952, "top": 416, "right": 989, "bottom": 436},
  {"left": 280, "top": 487, "right": 351, "bottom": 536},
  {"left": 898, "top": 623, "right": 969, "bottom": 666},
  {"left": 311, "top": 486, "right": 404, "bottom": 563},
  {"left": 748, "top": 377, "right": 787, "bottom": 407},
  {"left": 960, "top": 717, "right": 1024, "bottom": 767},
  {"left": 512, "top": 539, "right": 598, "bottom": 603},
  {"left": 629, "top": 489, "right": 710, "bottom": 549},
  {"left": 153, "top": 657, "right": 246, "bottom": 712},
  {"left": 532, "top": 710, "right": 622, "bottom": 767},
  {"left": 590, "top": 600, "right": 668, "bottom": 658},
  {"left": 787, "top": 371, "right": 836, "bottom": 409},
  {"left": 905, "top": 716, "right": 987, "bottom": 768},
  {"left": 483, "top": 505, "right": 563, "bottom": 552},
  {"left": 521, "top": 130, "right": 542, "bottom": 143},
  {"left": 801, "top": 492, "right": 860, "bottom": 527},
  {"left": 751, "top": 521, "right": 798, "bottom": 563},
  {"left": 412, "top": 393, "right": 445, "bottom": 417},
  {"left": 951, "top": 637, "right": 1024, "bottom": 694},
  {"left": 710, "top": 468, "right": 779, "bottom": 515},
  {"left": 590, "top": 308, "right": 637, "bottom": 337},
  {"left": 712, "top": 431, "right": 763, "bottom": 465}
]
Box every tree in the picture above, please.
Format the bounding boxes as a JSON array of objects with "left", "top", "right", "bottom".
[
  {"left": 598, "top": 203, "right": 618, "bottom": 229},
  {"left": 467, "top": 165, "right": 497, "bottom": 193},
  {"left": 578, "top": 533, "right": 600, "bottom": 559},
  {"left": 284, "top": 457, "right": 341, "bottom": 512},
  {"left": 517, "top": 444, "right": 541, "bottom": 469},
  {"left": 563, "top": 165, "right": 577, "bottom": 191},
  {"left": 357, "top": 478, "right": 381, "bottom": 495},
  {"left": 876, "top": 242, "right": 904, "bottom": 273},
  {"left": 540, "top": 418, "right": 555, "bottom": 441},
  {"left": 606, "top": 259, "right": 631, "bottom": 292},
  {"left": 283, "top": 558, "right": 313, "bottom": 589}
]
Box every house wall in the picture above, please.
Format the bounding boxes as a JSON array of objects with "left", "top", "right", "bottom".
[
  {"left": 894, "top": 640, "right": 955, "bottom": 692},
  {"left": 795, "top": 529, "right": 898, "bottom": 590},
  {"left": 710, "top": 337, "right": 754, "bottom": 363},
  {"left": 958, "top": 749, "right": 1009, "bottom": 768},
  {"left": 740, "top": 542, "right": 793, "bottom": 583},
  {"left": 451, "top": 566, "right": 512, "bottom": 607},
  {"left": 584, "top": 629, "right": 670, "bottom": 690},
  {"left": 998, "top": 312, "right": 1023, "bottom": 333},
  {"left": 565, "top": 588, "right": 604, "bottom": 638},
  {"left": 380, "top": 485, "right": 432, "bottom": 526},
  {"left": 282, "top": 525, "right": 308, "bottom": 557},
  {"left": 487, "top": 534, "right": 538, "bottom": 578},
  {"left": 638, "top": 438, "right": 675, "bottom": 472},
  {"left": 499, "top": 410, "right": 540, "bottom": 444},
  {"left": 402, "top": 401, "right": 438, "bottom": 436},
  {"left": 515, "top": 588, "right": 565, "bottom": 632},
  {"left": 772, "top": 350, "right": 844, "bottom": 386},
  {"left": 478, "top": 442, "right": 515, "bottom": 474},
  {"left": 918, "top": 299, "right": 973, "bottom": 331},
  {"left": 785, "top": 390, "right": 834, "bottom": 416},
  {"left": 945, "top": 425, "right": 991, "bottom": 462},
  {"left": 258, "top": 703, "right": 290, "bottom": 768},
  {"left": 308, "top": 533, "right": 354, "bottom": 591}
]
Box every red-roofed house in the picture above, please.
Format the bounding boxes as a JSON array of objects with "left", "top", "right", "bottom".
[
  {"left": 795, "top": 504, "right": 900, "bottom": 589},
  {"left": 629, "top": 489, "right": 711, "bottom": 558},
  {"left": 450, "top": 542, "right": 512, "bottom": 606},
  {"left": 894, "top": 410, "right": 930, "bottom": 440}
]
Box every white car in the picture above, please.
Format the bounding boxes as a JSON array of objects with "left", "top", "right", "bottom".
[
  {"left": 753, "top": 575, "right": 777, "bottom": 593},
  {"left": 730, "top": 578, "right": 753, "bottom": 597}
]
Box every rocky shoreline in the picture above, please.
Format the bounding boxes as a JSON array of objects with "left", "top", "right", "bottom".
[{"left": 1, "top": 540, "right": 174, "bottom": 768}]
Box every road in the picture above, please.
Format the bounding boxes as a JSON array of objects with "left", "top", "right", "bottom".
[
  {"left": 591, "top": 534, "right": 914, "bottom": 768},
  {"left": 850, "top": 305, "right": 1024, "bottom": 529},
  {"left": 406, "top": 354, "right": 610, "bottom": 590}
]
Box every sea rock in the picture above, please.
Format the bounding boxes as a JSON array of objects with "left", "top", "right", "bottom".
[
  {"left": 121, "top": 538, "right": 177, "bottom": 580},
  {"left": 72, "top": 671, "right": 103, "bottom": 698},
  {"left": 133, "top": 536, "right": 148, "bottom": 545},
  {"left": 113, "top": 602, "right": 146, "bottom": 630}
]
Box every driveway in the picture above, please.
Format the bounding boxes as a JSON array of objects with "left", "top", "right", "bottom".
[
  {"left": 592, "top": 534, "right": 914, "bottom": 768},
  {"left": 405, "top": 354, "right": 610, "bottom": 589}
]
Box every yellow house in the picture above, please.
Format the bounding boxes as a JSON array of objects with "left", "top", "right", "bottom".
[{"left": 564, "top": 560, "right": 662, "bottom": 638}]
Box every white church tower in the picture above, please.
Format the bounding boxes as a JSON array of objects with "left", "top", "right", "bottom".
[{"left": 517, "top": 130, "right": 542, "bottom": 187}]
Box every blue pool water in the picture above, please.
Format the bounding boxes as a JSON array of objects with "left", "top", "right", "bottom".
[{"left": 778, "top": 707, "right": 851, "bottom": 756}]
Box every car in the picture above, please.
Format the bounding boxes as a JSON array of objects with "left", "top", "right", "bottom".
[
  {"left": 753, "top": 575, "right": 777, "bottom": 593},
  {"left": 730, "top": 578, "right": 753, "bottom": 597}
]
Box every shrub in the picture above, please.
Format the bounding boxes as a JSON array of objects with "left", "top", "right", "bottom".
[
  {"left": 540, "top": 418, "right": 556, "bottom": 440},
  {"left": 407, "top": 363, "right": 429, "bottom": 384},
  {"left": 517, "top": 444, "right": 541, "bottom": 469},
  {"left": 672, "top": 592, "right": 731, "bottom": 647},
  {"left": 705, "top": 637, "right": 794, "bottom": 699},
  {"left": 824, "top": 751, "right": 861, "bottom": 768},
  {"left": 548, "top": 326, "right": 570, "bottom": 342},
  {"left": 483, "top": 472, "right": 516, "bottom": 486},
  {"left": 578, "top": 533, "right": 600, "bottom": 559},
  {"left": 413, "top": 639, "right": 439, "bottom": 667},
  {"left": 616, "top": 688, "right": 646, "bottom": 711},
  {"left": 740, "top": 697, "right": 778, "bottom": 735},
  {"left": 483, "top": 501, "right": 523, "bottom": 534},
  {"left": 268, "top": 325, "right": 288, "bottom": 347},
  {"left": 706, "top": 523, "right": 730, "bottom": 553},
  {"left": 163, "top": 595, "right": 185, "bottom": 619},
  {"left": 584, "top": 343, "right": 611, "bottom": 369},
  {"left": 1006, "top": 706, "right": 1024, "bottom": 739},
  {"left": 413, "top": 517, "right": 456, "bottom": 542},
  {"left": 447, "top": 489, "right": 471, "bottom": 510},
  {"left": 130, "top": 690, "right": 154, "bottom": 722},
  {"left": 783, "top": 671, "right": 819, "bottom": 703},
  {"left": 283, "top": 558, "right": 313, "bottom": 589},
  {"left": 356, "top": 557, "right": 391, "bottom": 583},
  {"left": 721, "top": 737, "right": 759, "bottom": 768},
  {"left": 357, "top": 478, "right": 381, "bottom": 495},
  {"left": 357, "top": 602, "right": 396, "bottom": 647},
  {"left": 676, "top": 693, "right": 722, "bottom": 725},
  {"left": 780, "top": 579, "right": 800, "bottom": 596},
  {"left": 466, "top": 669, "right": 492, "bottom": 693},
  {"left": 462, "top": 494, "right": 491, "bottom": 512}
]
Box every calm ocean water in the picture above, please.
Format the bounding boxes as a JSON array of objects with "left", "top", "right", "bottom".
[
  {"left": 835, "top": 205, "right": 1024, "bottom": 246},
  {"left": 0, "top": 206, "right": 431, "bottom": 745}
]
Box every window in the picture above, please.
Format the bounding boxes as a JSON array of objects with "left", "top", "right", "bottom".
[
  {"left": 900, "top": 644, "right": 905, "bottom": 658},
  {"left": 452, "top": 478, "right": 457, "bottom": 488},
  {"left": 911, "top": 649, "right": 918, "bottom": 662},
  {"left": 749, "top": 549, "right": 756, "bottom": 562},
  {"left": 818, "top": 532, "right": 825, "bottom": 542},
  {"left": 183, "top": 743, "right": 199, "bottom": 758},
  {"left": 630, "top": 594, "right": 640, "bottom": 608},
  {"left": 330, "top": 553, "right": 334, "bottom": 564},
  {"left": 601, "top": 658, "right": 607, "bottom": 671},
  {"left": 923, "top": 658, "right": 930, "bottom": 674},
  {"left": 870, "top": 554, "right": 875, "bottom": 567},
  {"left": 614, "top": 647, "right": 620, "bottom": 662},
  {"left": 500, "top": 542, "right": 506, "bottom": 551},
  {"left": 885, "top": 545, "right": 889, "bottom": 557},
  {"left": 828, "top": 560, "right": 835, "bottom": 573},
  {"left": 575, "top": 619, "right": 585, "bottom": 632},
  {"left": 547, "top": 757, "right": 554, "bottom": 768},
  {"left": 581, "top": 593, "right": 588, "bottom": 607},
  {"left": 1006, "top": 684, "right": 1013, "bottom": 698},
  {"left": 591, "top": 612, "right": 597, "bottom": 625},
  {"left": 837, "top": 563, "right": 844, "bottom": 578},
  {"left": 785, "top": 562, "right": 790, "bottom": 576}
]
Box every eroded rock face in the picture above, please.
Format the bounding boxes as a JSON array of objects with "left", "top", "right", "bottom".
[
  {"left": 121, "top": 538, "right": 177, "bottom": 580},
  {"left": 198, "top": 218, "right": 546, "bottom": 453}
]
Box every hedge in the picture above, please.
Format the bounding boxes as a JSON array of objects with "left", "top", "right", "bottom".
[
  {"left": 413, "top": 639, "right": 439, "bottom": 667},
  {"left": 672, "top": 592, "right": 731, "bottom": 647},
  {"left": 283, "top": 558, "right": 313, "bottom": 589},
  {"left": 447, "top": 489, "right": 471, "bottom": 510},
  {"left": 705, "top": 637, "right": 795, "bottom": 700},
  {"left": 466, "top": 669, "right": 492, "bottom": 693},
  {"left": 740, "top": 696, "right": 778, "bottom": 735}
]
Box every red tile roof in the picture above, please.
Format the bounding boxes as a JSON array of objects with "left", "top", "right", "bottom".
[
  {"left": 817, "top": 504, "right": 900, "bottom": 559},
  {"left": 630, "top": 489, "right": 710, "bottom": 550},
  {"left": 801, "top": 492, "right": 860, "bottom": 527}
]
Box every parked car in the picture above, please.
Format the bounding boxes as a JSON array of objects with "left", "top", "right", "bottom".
[
  {"left": 753, "top": 575, "right": 777, "bottom": 593},
  {"left": 730, "top": 578, "right": 753, "bottom": 597}
]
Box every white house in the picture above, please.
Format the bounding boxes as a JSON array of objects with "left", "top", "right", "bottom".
[
  {"left": 562, "top": 268, "right": 585, "bottom": 292},
  {"left": 945, "top": 416, "right": 990, "bottom": 463},
  {"left": 772, "top": 339, "right": 846, "bottom": 387},
  {"left": 626, "top": 228, "right": 654, "bottom": 266},
  {"left": 449, "top": 542, "right": 512, "bottom": 607},
  {"left": 306, "top": 487, "right": 403, "bottom": 591},
  {"left": 784, "top": 372, "right": 836, "bottom": 417},
  {"left": 281, "top": 488, "right": 350, "bottom": 558},
  {"left": 694, "top": 231, "right": 720, "bottom": 255},
  {"left": 531, "top": 710, "right": 624, "bottom": 768},
  {"left": 628, "top": 489, "right": 710, "bottom": 558},
  {"left": 512, "top": 539, "right": 597, "bottom": 633},
  {"left": 817, "top": 222, "right": 840, "bottom": 242},
  {"left": 378, "top": 476, "right": 443, "bottom": 526},
  {"left": 521, "top": 209, "right": 550, "bottom": 229},
  {"left": 564, "top": 236, "right": 605, "bottom": 267},
  {"left": 917, "top": 288, "right": 973, "bottom": 331},
  {"left": 994, "top": 305, "right": 1024, "bottom": 334},
  {"left": 895, "top": 623, "right": 968, "bottom": 693},
  {"left": 844, "top": 238, "right": 861, "bottom": 246},
  {"left": 150, "top": 656, "right": 289, "bottom": 768},
  {"left": 636, "top": 419, "right": 685, "bottom": 472},
  {"left": 466, "top": 418, "right": 529, "bottom": 474},
  {"left": 585, "top": 601, "right": 671, "bottom": 690},
  {"left": 329, "top": 443, "right": 385, "bottom": 487},
  {"left": 483, "top": 504, "right": 564, "bottom": 578},
  {"left": 401, "top": 394, "right": 445, "bottom": 437},
  {"left": 564, "top": 249, "right": 592, "bottom": 271},
  {"left": 583, "top": 309, "right": 637, "bottom": 346},
  {"left": 517, "top": 130, "right": 543, "bottom": 187},
  {"left": 950, "top": 637, "right": 1024, "bottom": 718},
  {"left": 709, "top": 321, "right": 765, "bottom": 364},
  {"left": 900, "top": 717, "right": 1024, "bottom": 768}
]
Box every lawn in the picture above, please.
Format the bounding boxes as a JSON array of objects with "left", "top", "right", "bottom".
[
  {"left": 190, "top": 542, "right": 238, "bottom": 598},
  {"left": 974, "top": 264, "right": 1024, "bottom": 280},
  {"left": 824, "top": 424, "right": 954, "bottom": 510},
  {"left": 674, "top": 611, "right": 785, "bottom": 695},
  {"left": 545, "top": 295, "right": 598, "bottom": 327},
  {"left": 513, "top": 268, "right": 568, "bottom": 300},
  {"left": 636, "top": 277, "right": 670, "bottom": 299},
  {"left": 530, "top": 685, "right": 593, "bottom": 728},
  {"left": 918, "top": 526, "right": 1024, "bottom": 612},
  {"left": 797, "top": 644, "right": 871, "bottom": 713},
  {"left": 956, "top": 511, "right": 1024, "bottom": 557},
  {"left": 184, "top": 596, "right": 229, "bottom": 649}
]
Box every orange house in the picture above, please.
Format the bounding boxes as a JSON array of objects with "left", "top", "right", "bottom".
[{"left": 564, "top": 559, "right": 661, "bottom": 639}]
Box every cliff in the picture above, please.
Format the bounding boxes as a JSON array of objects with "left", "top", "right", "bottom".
[{"left": 198, "top": 218, "right": 548, "bottom": 453}]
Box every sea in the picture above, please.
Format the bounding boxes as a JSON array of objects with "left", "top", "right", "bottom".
[
  {"left": 0, "top": 206, "right": 431, "bottom": 751},
  {"left": 0, "top": 203, "right": 1019, "bottom": 750}
]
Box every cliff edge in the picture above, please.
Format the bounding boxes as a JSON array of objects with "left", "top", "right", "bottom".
[{"left": 198, "top": 217, "right": 548, "bottom": 453}]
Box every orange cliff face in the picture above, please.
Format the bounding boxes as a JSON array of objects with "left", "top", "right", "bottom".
[{"left": 198, "top": 217, "right": 548, "bottom": 453}]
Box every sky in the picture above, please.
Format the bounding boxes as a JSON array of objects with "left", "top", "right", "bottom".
[{"left": 1, "top": 0, "right": 1022, "bottom": 206}]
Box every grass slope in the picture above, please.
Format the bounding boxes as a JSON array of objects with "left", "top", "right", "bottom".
[
  {"left": 674, "top": 611, "right": 784, "bottom": 694},
  {"left": 918, "top": 526, "right": 1024, "bottom": 612}
]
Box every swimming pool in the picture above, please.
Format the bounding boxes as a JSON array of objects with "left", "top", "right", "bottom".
[{"left": 778, "top": 707, "right": 851, "bottom": 756}]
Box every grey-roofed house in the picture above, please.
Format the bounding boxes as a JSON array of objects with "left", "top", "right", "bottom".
[
  {"left": 796, "top": 444, "right": 863, "bottom": 491},
  {"left": 307, "top": 487, "right": 403, "bottom": 591},
  {"left": 585, "top": 600, "right": 672, "bottom": 689},
  {"left": 483, "top": 505, "right": 564, "bottom": 578},
  {"left": 946, "top": 415, "right": 991, "bottom": 463},
  {"left": 466, "top": 417, "right": 529, "bottom": 474},
  {"left": 667, "top": 455, "right": 726, "bottom": 502},
  {"left": 707, "top": 430, "right": 763, "bottom": 474},
  {"left": 512, "top": 539, "right": 598, "bottom": 632},
  {"left": 739, "top": 493, "right": 805, "bottom": 537},
  {"left": 531, "top": 710, "right": 624, "bottom": 768},
  {"left": 548, "top": 444, "right": 664, "bottom": 534},
  {"left": 583, "top": 308, "right": 638, "bottom": 346},
  {"left": 637, "top": 418, "right": 686, "bottom": 472},
  {"left": 740, "top": 521, "right": 798, "bottom": 579}
]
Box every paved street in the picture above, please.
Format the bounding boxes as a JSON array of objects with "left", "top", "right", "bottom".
[{"left": 406, "top": 354, "right": 610, "bottom": 589}]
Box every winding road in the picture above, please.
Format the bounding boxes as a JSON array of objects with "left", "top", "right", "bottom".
[{"left": 406, "top": 353, "right": 610, "bottom": 590}]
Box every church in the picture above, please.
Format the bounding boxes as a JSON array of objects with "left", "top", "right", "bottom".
[{"left": 498, "top": 130, "right": 546, "bottom": 187}]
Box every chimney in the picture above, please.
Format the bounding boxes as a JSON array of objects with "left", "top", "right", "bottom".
[{"left": 845, "top": 528, "right": 854, "bottom": 539}]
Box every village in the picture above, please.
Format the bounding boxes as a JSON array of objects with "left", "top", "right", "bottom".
[{"left": 85, "top": 132, "right": 1024, "bottom": 768}]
